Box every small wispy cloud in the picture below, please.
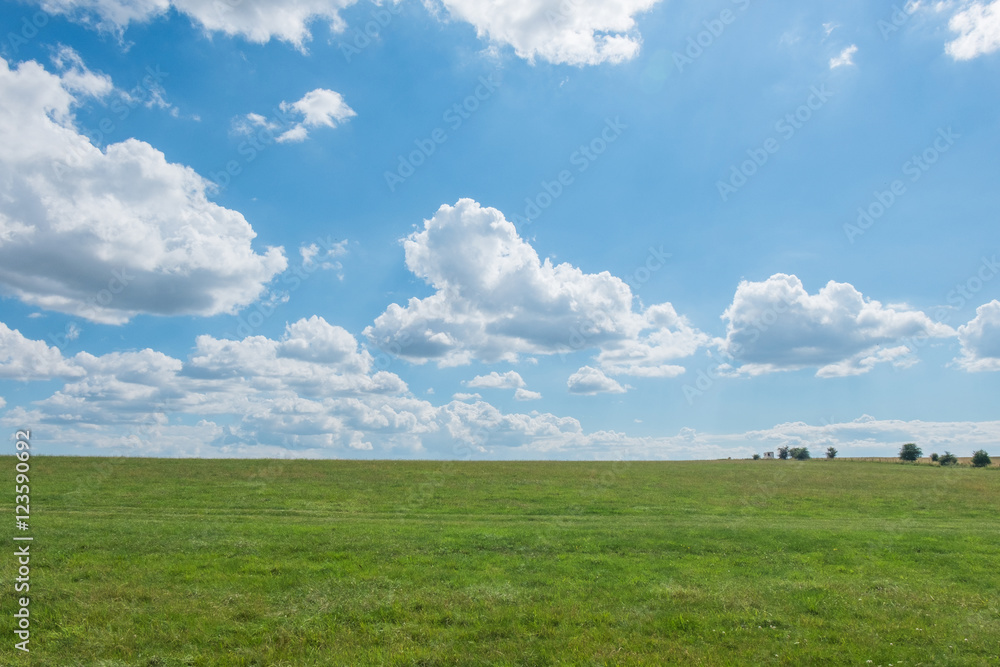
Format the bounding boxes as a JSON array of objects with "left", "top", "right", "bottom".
[
  {"left": 830, "top": 44, "right": 858, "bottom": 69},
  {"left": 299, "top": 239, "right": 348, "bottom": 279},
  {"left": 235, "top": 88, "right": 355, "bottom": 144}
]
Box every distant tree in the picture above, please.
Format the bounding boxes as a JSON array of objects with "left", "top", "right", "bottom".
[
  {"left": 790, "top": 447, "right": 811, "bottom": 461},
  {"left": 971, "top": 450, "right": 991, "bottom": 468},
  {"left": 826, "top": 447, "right": 838, "bottom": 459},
  {"left": 752, "top": 454, "right": 761, "bottom": 460},
  {"left": 777, "top": 446, "right": 790, "bottom": 460},
  {"left": 930, "top": 453, "right": 939, "bottom": 462},
  {"left": 938, "top": 451, "right": 958, "bottom": 466},
  {"left": 899, "top": 443, "right": 922, "bottom": 462}
]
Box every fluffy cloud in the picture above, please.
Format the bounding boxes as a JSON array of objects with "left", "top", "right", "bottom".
[
  {"left": 567, "top": 366, "right": 626, "bottom": 395},
  {"left": 37, "top": 0, "right": 362, "bottom": 50},
  {"left": 0, "top": 316, "right": 588, "bottom": 456},
  {"left": 239, "top": 89, "right": 356, "bottom": 144},
  {"left": 3, "top": 320, "right": 998, "bottom": 459},
  {"left": 955, "top": 300, "right": 1000, "bottom": 371},
  {"left": 720, "top": 274, "right": 954, "bottom": 377},
  {"left": 514, "top": 388, "right": 542, "bottom": 401},
  {"left": 946, "top": 0, "right": 1000, "bottom": 60},
  {"left": 829, "top": 44, "right": 858, "bottom": 68},
  {"left": 37, "top": 0, "right": 659, "bottom": 65},
  {"left": 465, "top": 371, "right": 543, "bottom": 400},
  {"left": 0, "top": 321, "right": 85, "bottom": 380},
  {"left": 364, "top": 199, "right": 708, "bottom": 377},
  {"left": 594, "top": 303, "right": 705, "bottom": 378},
  {"left": 284, "top": 89, "right": 355, "bottom": 131},
  {"left": 186, "top": 317, "right": 400, "bottom": 396},
  {"left": 465, "top": 371, "right": 526, "bottom": 389},
  {"left": 0, "top": 55, "right": 286, "bottom": 324},
  {"left": 10, "top": 315, "right": 416, "bottom": 451},
  {"left": 434, "top": 0, "right": 660, "bottom": 65}
]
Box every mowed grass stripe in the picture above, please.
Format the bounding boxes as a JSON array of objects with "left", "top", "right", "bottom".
[{"left": 3, "top": 456, "right": 998, "bottom": 666}]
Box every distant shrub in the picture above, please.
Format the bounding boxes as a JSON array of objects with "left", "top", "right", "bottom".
[
  {"left": 930, "top": 453, "right": 939, "bottom": 462},
  {"left": 971, "top": 450, "right": 991, "bottom": 468},
  {"left": 826, "top": 447, "right": 838, "bottom": 459},
  {"left": 777, "top": 446, "right": 789, "bottom": 460},
  {"left": 790, "top": 447, "right": 810, "bottom": 461},
  {"left": 938, "top": 451, "right": 958, "bottom": 466},
  {"left": 752, "top": 454, "right": 761, "bottom": 460},
  {"left": 899, "top": 443, "right": 922, "bottom": 462}
]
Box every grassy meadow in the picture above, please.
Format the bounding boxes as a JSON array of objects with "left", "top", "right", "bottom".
[{"left": 2, "top": 456, "right": 999, "bottom": 665}]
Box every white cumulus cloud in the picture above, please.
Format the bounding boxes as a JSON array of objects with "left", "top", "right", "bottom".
[
  {"left": 0, "top": 321, "right": 85, "bottom": 380},
  {"left": 0, "top": 55, "right": 287, "bottom": 324},
  {"left": 465, "top": 370, "right": 526, "bottom": 389},
  {"left": 284, "top": 88, "right": 355, "bottom": 130},
  {"left": 37, "top": 0, "right": 363, "bottom": 50},
  {"left": 514, "top": 388, "right": 542, "bottom": 400},
  {"left": 955, "top": 300, "right": 1000, "bottom": 371},
  {"left": 946, "top": 0, "right": 1000, "bottom": 60},
  {"left": 37, "top": 0, "right": 658, "bottom": 65},
  {"left": 567, "top": 366, "right": 626, "bottom": 395},
  {"left": 434, "top": 0, "right": 661, "bottom": 65},
  {"left": 4, "top": 319, "right": 1000, "bottom": 460},
  {"left": 0, "top": 316, "right": 590, "bottom": 456},
  {"left": 364, "top": 199, "right": 708, "bottom": 378},
  {"left": 721, "top": 274, "right": 954, "bottom": 377}
]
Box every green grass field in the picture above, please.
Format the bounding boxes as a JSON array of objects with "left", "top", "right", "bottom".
[{"left": 2, "top": 456, "right": 999, "bottom": 666}]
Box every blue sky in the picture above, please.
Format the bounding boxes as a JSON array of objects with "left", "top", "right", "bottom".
[{"left": 1, "top": 0, "right": 998, "bottom": 459}]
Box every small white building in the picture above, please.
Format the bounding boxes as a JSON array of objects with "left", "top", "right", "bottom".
[{"left": 762, "top": 452, "right": 774, "bottom": 459}]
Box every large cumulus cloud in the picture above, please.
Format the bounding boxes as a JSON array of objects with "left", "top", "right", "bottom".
[
  {"left": 364, "top": 199, "right": 708, "bottom": 380},
  {"left": 720, "top": 274, "right": 954, "bottom": 377},
  {"left": 0, "top": 53, "right": 286, "bottom": 324}
]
